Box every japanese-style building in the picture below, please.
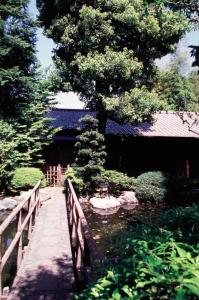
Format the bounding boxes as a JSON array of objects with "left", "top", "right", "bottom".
[{"left": 44, "top": 108, "right": 199, "bottom": 183}]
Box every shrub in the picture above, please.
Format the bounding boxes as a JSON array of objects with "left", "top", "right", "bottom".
[
  {"left": 65, "top": 167, "right": 84, "bottom": 195},
  {"left": 135, "top": 171, "right": 192, "bottom": 203},
  {"left": 136, "top": 183, "right": 167, "bottom": 203},
  {"left": 101, "top": 170, "right": 137, "bottom": 194},
  {"left": 11, "top": 167, "right": 46, "bottom": 190},
  {"left": 136, "top": 171, "right": 170, "bottom": 187}
]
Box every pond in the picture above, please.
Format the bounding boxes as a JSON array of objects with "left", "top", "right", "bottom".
[
  {"left": 82, "top": 202, "right": 166, "bottom": 256},
  {"left": 0, "top": 211, "right": 28, "bottom": 290}
]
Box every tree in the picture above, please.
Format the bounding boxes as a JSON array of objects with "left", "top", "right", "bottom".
[
  {"left": 0, "top": 1, "right": 56, "bottom": 190},
  {"left": 155, "top": 67, "right": 198, "bottom": 111},
  {"left": 75, "top": 115, "right": 106, "bottom": 190},
  {"left": 37, "top": 0, "right": 189, "bottom": 133}
]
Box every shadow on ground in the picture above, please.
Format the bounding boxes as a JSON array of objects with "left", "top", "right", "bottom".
[{"left": 8, "top": 255, "right": 76, "bottom": 300}]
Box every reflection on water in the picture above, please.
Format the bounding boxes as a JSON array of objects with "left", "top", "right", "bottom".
[{"left": 82, "top": 202, "right": 165, "bottom": 255}]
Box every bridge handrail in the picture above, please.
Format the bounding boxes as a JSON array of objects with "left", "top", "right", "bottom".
[
  {"left": 0, "top": 180, "right": 41, "bottom": 296},
  {"left": 66, "top": 179, "right": 100, "bottom": 282}
]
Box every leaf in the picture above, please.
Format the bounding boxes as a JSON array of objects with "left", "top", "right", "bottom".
[
  {"left": 100, "top": 279, "right": 112, "bottom": 288},
  {"left": 122, "top": 285, "right": 133, "bottom": 298},
  {"left": 182, "top": 284, "right": 199, "bottom": 297},
  {"left": 176, "top": 287, "right": 186, "bottom": 300},
  {"left": 112, "top": 288, "right": 121, "bottom": 300}
]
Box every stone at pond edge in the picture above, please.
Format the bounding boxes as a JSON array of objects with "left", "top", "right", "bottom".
[
  {"left": 90, "top": 196, "right": 120, "bottom": 210},
  {"left": 91, "top": 206, "right": 120, "bottom": 216},
  {"left": 117, "top": 191, "right": 139, "bottom": 205},
  {"left": 0, "top": 198, "right": 18, "bottom": 211}
]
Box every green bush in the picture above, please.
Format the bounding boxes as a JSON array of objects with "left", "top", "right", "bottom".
[
  {"left": 65, "top": 167, "right": 84, "bottom": 195},
  {"left": 136, "top": 171, "right": 170, "bottom": 187},
  {"left": 11, "top": 167, "right": 46, "bottom": 190},
  {"left": 135, "top": 171, "right": 192, "bottom": 203},
  {"left": 101, "top": 170, "right": 137, "bottom": 194},
  {"left": 136, "top": 183, "right": 167, "bottom": 203}
]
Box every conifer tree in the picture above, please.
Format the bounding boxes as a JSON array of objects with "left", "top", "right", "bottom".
[
  {"left": 75, "top": 115, "right": 106, "bottom": 189},
  {"left": 0, "top": 1, "right": 55, "bottom": 190}
]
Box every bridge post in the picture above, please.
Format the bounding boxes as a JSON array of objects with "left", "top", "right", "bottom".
[
  {"left": 17, "top": 211, "right": 23, "bottom": 270},
  {"left": 0, "top": 236, "right": 2, "bottom": 297}
]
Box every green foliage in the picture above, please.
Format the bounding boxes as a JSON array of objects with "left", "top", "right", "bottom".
[
  {"left": 75, "top": 115, "right": 106, "bottom": 191},
  {"left": 137, "top": 171, "right": 170, "bottom": 187},
  {"left": 157, "top": 204, "right": 199, "bottom": 242},
  {"left": 136, "top": 184, "right": 167, "bottom": 203},
  {"left": 37, "top": 0, "right": 189, "bottom": 132},
  {"left": 135, "top": 171, "right": 192, "bottom": 203},
  {"left": 101, "top": 170, "right": 137, "bottom": 194},
  {"left": 77, "top": 204, "right": 199, "bottom": 299},
  {"left": 0, "top": 2, "right": 56, "bottom": 190},
  {"left": 65, "top": 168, "right": 84, "bottom": 195},
  {"left": 77, "top": 230, "right": 199, "bottom": 299},
  {"left": 11, "top": 167, "right": 46, "bottom": 190},
  {"left": 155, "top": 67, "right": 198, "bottom": 111},
  {"left": 0, "top": 121, "right": 20, "bottom": 189}
]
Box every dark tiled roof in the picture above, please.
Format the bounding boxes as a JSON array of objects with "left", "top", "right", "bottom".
[{"left": 47, "top": 109, "right": 199, "bottom": 138}]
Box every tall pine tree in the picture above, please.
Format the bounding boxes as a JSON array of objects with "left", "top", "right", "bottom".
[{"left": 0, "top": 1, "right": 55, "bottom": 190}]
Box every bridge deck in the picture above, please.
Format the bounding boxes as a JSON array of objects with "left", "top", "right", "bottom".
[{"left": 8, "top": 187, "right": 75, "bottom": 300}]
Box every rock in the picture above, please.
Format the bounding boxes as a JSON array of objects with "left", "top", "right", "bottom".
[
  {"left": 15, "top": 191, "right": 30, "bottom": 203},
  {"left": 0, "top": 198, "right": 18, "bottom": 211},
  {"left": 79, "top": 197, "right": 89, "bottom": 203},
  {"left": 118, "top": 191, "right": 139, "bottom": 205},
  {"left": 14, "top": 190, "right": 32, "bottom": 211},
  {"left": 90, "top": 196, "right": 120, "bottom": 210},
  {"left": 122, "top": 204, "right": 138, "bottom": 210},
  {"left": 91, "top": 206, "right": 120, "bottom": 215}
]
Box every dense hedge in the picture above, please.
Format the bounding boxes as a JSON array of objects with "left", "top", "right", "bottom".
[{"left": 11, "top": 168, "right": 46, "bottom": 190}]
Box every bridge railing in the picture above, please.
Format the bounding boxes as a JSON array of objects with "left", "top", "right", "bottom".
[
  {"left": 0, "top": 181, "right": 41, "bottom": 298},
  {"left": 66, "top": 179, "right": 100, "bottom": 284}
]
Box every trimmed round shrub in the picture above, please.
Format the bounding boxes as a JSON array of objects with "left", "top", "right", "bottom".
[
  {"left": 136, "top": 171, "right": 170, "bottom": 187},
  {"left": 11, "top": 168, "right": 46, "bottom": 190},
  {"left": 136, "top": 183, "right": 167, "bottom": 203},
  {"left": 102, "top": 170, "right": 137, "bottom": 194},
  {"left": 135, "top": 171, "right": 193, "bottom": 203},
  {"left": 136, "top": 171, "right": 171, "bottom": 203}
]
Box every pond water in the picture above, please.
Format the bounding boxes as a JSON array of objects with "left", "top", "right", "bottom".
[
  {"left": 82, "top": 202, "right": 166, "bottom": 255},
  {"left": 0, "top": 212, "right": 18, "bottom": 288},
  {"left": 0, "top": 211, "right": 28, "bottom": 290}
]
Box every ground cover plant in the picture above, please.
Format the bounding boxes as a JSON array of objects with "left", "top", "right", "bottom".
[{"left": 77, "top": 203, "right": 199, "bottom": 299}]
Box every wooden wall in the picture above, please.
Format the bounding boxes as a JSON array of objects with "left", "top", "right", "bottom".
[{"left": 44, "top": 136, "right": 199, "bottom": 178}]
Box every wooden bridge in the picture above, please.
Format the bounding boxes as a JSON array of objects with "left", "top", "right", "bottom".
[{"left": 0, "top": 180, "right": 99, "bottom": 300}]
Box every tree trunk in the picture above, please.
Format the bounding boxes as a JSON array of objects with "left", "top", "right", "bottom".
[{"left": 95, "top": 81, "right": 108, "bottom": 135}]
